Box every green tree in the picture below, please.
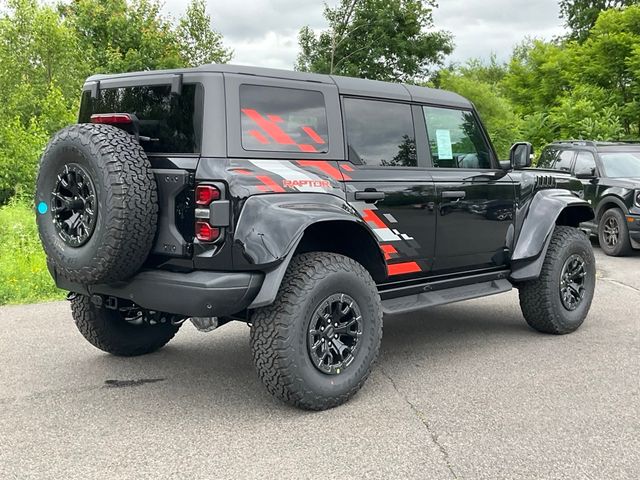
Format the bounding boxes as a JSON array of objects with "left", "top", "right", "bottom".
[
  {"left": 560, "top": 0, "right": 640, "bottom": 42},
  {"left": 575, "top": 5, "right": 640, "bottom": 134},
  {"left": 502, "top": 39, "right": 573, "bottom": 117},
  {"left": 177, "top": 0, "right": 232, "bottom": 66},
  {"left": 296, "top": 0, "right": 453, "bottom": 82},
  {"left": 59, "top": 0, "right": 183, "bottom": 73},
  {"left": 0, "top": 0, "right": 81, "bottom": 201}
]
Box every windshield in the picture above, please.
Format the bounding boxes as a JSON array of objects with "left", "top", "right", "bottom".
[{"left": 600, "top": 152, "right": 640, "bottom": 178}]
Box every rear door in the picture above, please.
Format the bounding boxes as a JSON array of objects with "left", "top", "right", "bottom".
[
  {"left": 422, "top": 105, "right": 516, "bottom": 273},
  {"left": 339, "top": 97, "right": 436, "bottom": 279}
]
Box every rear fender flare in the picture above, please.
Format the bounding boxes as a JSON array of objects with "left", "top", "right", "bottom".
[
  {"left": 232, "top": 193, "right": 386, "bottom": 308},
  {"left": 510, "top": 189, "right": 594, "bottom": 282}
]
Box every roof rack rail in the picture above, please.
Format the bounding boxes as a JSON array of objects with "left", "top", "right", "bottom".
[
  {"left": 552, "top": 140, "right": 597, "bottom": 146},
  {"left": 553, "top": 139, "right": 640, "bottom": 146}
]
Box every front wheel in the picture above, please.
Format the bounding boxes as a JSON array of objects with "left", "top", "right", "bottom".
[
  {"left": 598, "top": 208, "right": 633, "bottom": 256},
  {"left": 250, "top": 252, "right": 382, "bottom": 410},
  {"left": 518, "top": 226, "right": 596, "bottom": 334}
]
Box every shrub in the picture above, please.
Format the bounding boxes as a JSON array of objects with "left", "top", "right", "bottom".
[{"left": 0, "top": 197, "right": 63, "bottom": 305}]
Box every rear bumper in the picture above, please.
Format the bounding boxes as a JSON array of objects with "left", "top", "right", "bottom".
[{"left": 50, "top": 265, "right": 264, "bottom": 317}]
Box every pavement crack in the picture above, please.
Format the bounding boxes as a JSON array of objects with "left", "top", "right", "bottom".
[
  {"left": 379, "top": 366, "right": 458, "bottom": 479},
  {"left": 599, "top": 276, "right": 640, "bottom": 294}
]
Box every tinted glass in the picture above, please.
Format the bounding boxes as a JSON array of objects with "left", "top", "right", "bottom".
[
  {"left": 240, "top": 85, "right": 328, "bottom": 153},
  {"left": 600, "top": 152, "right": 640, "bottom": 177},
  {"left": 574, "top": 151, "right": 597, "bottom": 176},
  {"left": 78, "top": 84, "right": 201, "bottom": 154},
  {"left": 552, "top": 150, "right": 574, "bottom": 171},
  {"left": 424, "top": 106, "right": 492, "bottom": 169},
  {"left": 343, "top": 98, "right": 416, "bottom": 167},
  {"left": 538, "top": 147, "right": 559, "bottom": 168}
]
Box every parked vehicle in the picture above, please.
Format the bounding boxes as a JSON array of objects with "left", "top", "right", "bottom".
[
  {"left": 35, "top": 65, "right": 596, "bottom": 410},
  {"left": 538, "top": 140, "right": 640, "bottom": 256}
]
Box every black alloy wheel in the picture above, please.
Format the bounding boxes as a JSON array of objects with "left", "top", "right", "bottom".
[
  {"left": 51, "top": 163, "right": 98, "bottom": 247},
  {"left": 559, "top": 254, "right": 587, "bottom": 311},
  {"left": 602, "top": 215, "right": 620, "bottom": 249},
  {"left": 598, "top": 208, "right": 633, "bottom": 257},
  {"left": 250, "top": 252, "right": 383, "bottom": 410},
  {"left": 518, "top": 226, "right": 596, "bottom": 334},
  {"left": 307, "top": 293, "right": 363, "bottom": 375}
]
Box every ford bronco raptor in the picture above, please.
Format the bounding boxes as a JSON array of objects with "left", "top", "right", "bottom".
[
  {"left": 36, "top": 65, "right": 596, "bottom": 410},
  {"left": 538, "top": 140, "right": 640, "bottom": 256}
]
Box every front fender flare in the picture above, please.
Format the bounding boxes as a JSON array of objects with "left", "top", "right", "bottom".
[{"left": 510, "top": 189, "right": 594, "bottom": 282}]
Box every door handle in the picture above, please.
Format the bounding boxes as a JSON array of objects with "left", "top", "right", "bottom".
[
  {"left": 442, "top": 191, "right": 466, "bottom": 200},
  {"left": 355, "top": 190, "right": 385, "bottom": 203}
]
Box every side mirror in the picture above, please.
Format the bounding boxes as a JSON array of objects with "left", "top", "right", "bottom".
[
  {"left": 510, "top": 142, "right": 533, "bottom": 169},
  {"left": 575, "top": 167, "right": 597, "bottom": 179}
]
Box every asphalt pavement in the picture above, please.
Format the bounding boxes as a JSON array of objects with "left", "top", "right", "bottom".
[{"left": 1, "top": 246, "right": 638, "bottom": 480}]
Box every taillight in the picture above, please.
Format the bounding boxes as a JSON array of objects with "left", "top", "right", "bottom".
[
  {"left": 194, "top": 184, "right": 224, "bottom": 243},
  {"left": 195, "top": 185, "right": 221, "bottom": 205},
  {"left": 90, "top": 113, "right": 133, "bottom": 125},
  {"left": 195, "top": 221, "right": 220, "bottom": 242}
]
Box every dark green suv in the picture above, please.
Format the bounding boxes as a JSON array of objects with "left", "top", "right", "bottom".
[{"left": 538, "top": 140, "right": 640, "bottom": 256}]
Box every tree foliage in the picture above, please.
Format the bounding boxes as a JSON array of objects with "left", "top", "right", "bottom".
[
  {"left": 500, "top": 5, "right": 640, "bottom": 152},
  {"left": 559, "top": 0, "right": 640, "bottom": 42},
  {"left": 0, "top": 0, "right": 231, "bottom": 203},
  {"left": 178, "top": 0, "right": 232, "bottom": 66},
  {"left": 296, "top": 0, "right": 453, "bottom": 82}
]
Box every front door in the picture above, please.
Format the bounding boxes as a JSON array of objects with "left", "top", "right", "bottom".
[
  {"left": 340, "top": 97, "right": 436, "bottom": 279},
  {"left": 572, "top": 150, "right": 600, "bottom": 232},
  {"left": 422, "top": 105, "right": 516, "bottom": 273}
]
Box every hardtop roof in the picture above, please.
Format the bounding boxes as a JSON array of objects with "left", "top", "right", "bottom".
[{"left": 85, "top": 63, "right": 472, "bottom": 109}]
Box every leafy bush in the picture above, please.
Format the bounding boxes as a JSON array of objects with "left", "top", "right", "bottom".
[{"left": 0, "top": 198, "right": 63, "bottom": 305}]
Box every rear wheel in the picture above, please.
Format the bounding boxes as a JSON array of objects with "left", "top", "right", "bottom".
[
  {"left": 70, "top": 294, "right": 180, "bottom": 356},
  {"left": 598, "top": 208, "right": 632, "bottom": 257},
  {"left": 250, "top": 252, "right": 382, "bottom": 410},
  {"left": 518, "top": 226, "right": 596, "bottom": 334}
]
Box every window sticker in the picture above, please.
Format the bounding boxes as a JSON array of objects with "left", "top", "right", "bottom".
[{"left": 435, "top": 129, "right": 453, "bottom": 160}]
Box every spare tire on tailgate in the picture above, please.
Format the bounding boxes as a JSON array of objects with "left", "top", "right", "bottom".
[{"left": 35, "top": 123, "right": 158, "bottom": 285}]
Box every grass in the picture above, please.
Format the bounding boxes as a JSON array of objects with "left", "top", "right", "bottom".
[{"left": 0, "top": 197, "right": 64, "bottom": 305}]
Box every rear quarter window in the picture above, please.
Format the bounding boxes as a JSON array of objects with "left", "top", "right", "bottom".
[
  {"left": 240, "top": 84, "right": 328, "bottom": 153},
  {"left": 78, "top": 83, "right": 203, "bottom": 155}
]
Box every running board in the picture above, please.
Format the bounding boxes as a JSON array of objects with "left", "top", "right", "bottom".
[{"left": 381, "top": 279, "right": 512, "bottom": 316}]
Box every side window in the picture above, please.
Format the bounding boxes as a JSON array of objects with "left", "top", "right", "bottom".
[
  {"left": 424, "top": 106, "right": 492, "bottom": 169},
  {"left": 552, "top": 150, "right": 575, "bottom": 171},
  {"left": 343, "top": 98, "right": 416, "bottom": 167},
  {"left": 240, "top": 84, "right": 328, "bottom": 153},
  {"left": 574, "top": 151, "right": 597, "bottom": 176},
  {"left": 538, "top": 147, "right": 559, "bottom": 168}
]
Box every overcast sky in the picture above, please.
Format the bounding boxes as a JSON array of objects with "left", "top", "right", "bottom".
[{"left": 163, "top": 0, "right": 566, "bottom": 69}]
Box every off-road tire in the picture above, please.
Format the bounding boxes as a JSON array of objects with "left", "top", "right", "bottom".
[
  {"left": 250, "top": 252, "right": 382, "bottom": 410},
  {"left": 518, "top": 226, "right": 596, "bottom": 334},
  {"left": 598, "top": 208, "right": 633, "bottom": 257},
  {"left": 36, "top": 124, "right": 158, "bottom": 284},
  {"left": 70, "top": 295, "right": 179, "bottom": 357}
]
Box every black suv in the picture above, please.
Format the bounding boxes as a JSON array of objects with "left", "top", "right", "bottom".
[
  {"left": 35, "top": 65, "right": 596, "bottom": 410},
  {"left": 538, "top": 141, "right": 640, "bottom": 256}
]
